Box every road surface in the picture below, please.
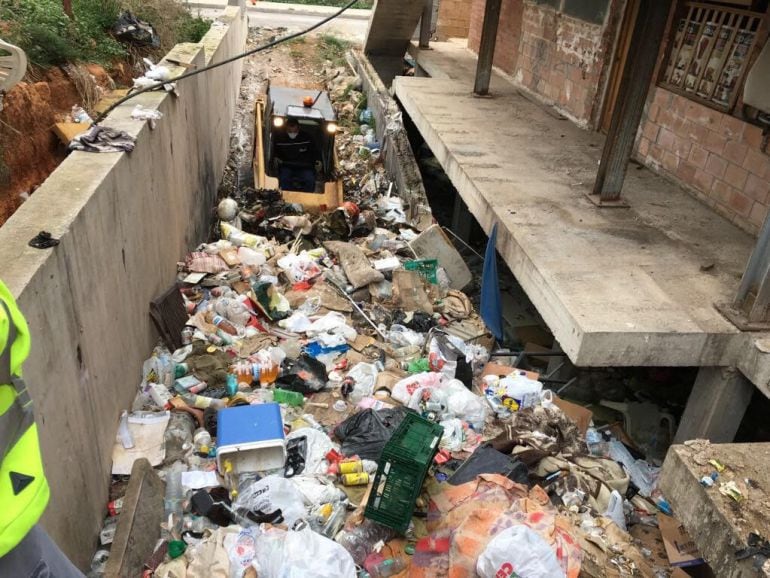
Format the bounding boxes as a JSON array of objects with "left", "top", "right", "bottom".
[{"left": 196, "top": 5, "right": 369, "bottom": 43}]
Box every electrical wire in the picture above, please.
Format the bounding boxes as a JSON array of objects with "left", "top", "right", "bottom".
[{"left": 93, "top": 0, "right": 360, "bottom": 124}]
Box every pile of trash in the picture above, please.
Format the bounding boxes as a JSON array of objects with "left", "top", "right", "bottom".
[{"left": 89, "top": 77, "right": 695, "bottom": 578}]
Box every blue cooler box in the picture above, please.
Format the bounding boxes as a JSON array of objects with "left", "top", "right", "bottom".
[{"left": 216, "top": 403, "right": 286, "bottom": 474}]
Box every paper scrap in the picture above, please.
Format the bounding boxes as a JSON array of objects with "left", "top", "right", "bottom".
[{"left": 181, "top": 470, "right": 220, "bottom": 490}]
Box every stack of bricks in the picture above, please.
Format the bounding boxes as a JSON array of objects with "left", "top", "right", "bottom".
[
  {"left": 636, "top": 87, "right": 770, "bottom": 235},
  {"left": 436, "top": 0, "right": 472, "bottom": 41},
  {"left": 468, "top": 0, "right": 609, "bottom": 126}
]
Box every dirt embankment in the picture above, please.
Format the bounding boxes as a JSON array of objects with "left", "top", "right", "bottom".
[{"left": 0, "top": 65, "right": 117, "bottom": 226}]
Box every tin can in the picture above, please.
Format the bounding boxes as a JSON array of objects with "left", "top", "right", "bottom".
[
  {"left": 342, "top": 472, "right": 369, "bottom": 486},
  {"left": 339, "top": 460, "right": 363, "bottom": 475},
  {"left": 107, "top": 498, "right": 124, "bottom": 516}
]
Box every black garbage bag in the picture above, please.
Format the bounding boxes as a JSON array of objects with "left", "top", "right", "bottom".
[
  {"left": 113, "top": 11, "right": 160, "bottom": 48},
  {"left": 276, "top": 354, "right": 328, "bottom": 395},
  {"left": 334, "top": 407, "right": 413, "bottom": 461}
]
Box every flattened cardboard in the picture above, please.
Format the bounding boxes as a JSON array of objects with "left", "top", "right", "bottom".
[{"left": 659, "top": 513, "right": 705, "bottom": 568}]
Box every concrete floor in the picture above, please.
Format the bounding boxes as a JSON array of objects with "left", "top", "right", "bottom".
[{"left": 395, "top": 40, "right": 770, "bottom": 375}]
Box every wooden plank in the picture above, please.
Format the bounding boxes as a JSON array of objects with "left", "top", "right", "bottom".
[{"left": 104, "top": 458, "right": 164, "bottom": 578}]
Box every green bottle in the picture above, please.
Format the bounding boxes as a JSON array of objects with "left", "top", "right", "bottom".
[{"left": 273, "top": 388, "right": 304, "bottom": 407}]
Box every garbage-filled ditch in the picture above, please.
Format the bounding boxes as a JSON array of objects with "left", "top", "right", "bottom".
[{"left": 87, "top": 39, "right": 716, "bottom": 578}]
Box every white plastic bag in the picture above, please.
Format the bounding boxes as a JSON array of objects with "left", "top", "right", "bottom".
[
  {"left": 346, "top": 362, "right": 379, "bottom": 403},
  {"left": 233, "top": 475, "right": 306, "bottom": 527},
  {"left": 290, "top": 475, "right": 345, "bottom": 506},
  {"left": 227, "top": 526, "right": 260, "bottom": 578},
  {"left": 306, "top": 312, "right": 357, "bottom": 347},
  {"left": 444, "top": 379, "right": 488, "bottom": 429},
  {"left": 255, "top": 527, "right": 356, "bottom": 578},
  {"left": 439, "top": 418, "right": 464, "bottom": 452},
  {"left": 476, "top": 525, "right": 566, "bottom": 578},
  {"left": 387, "top": 325, "right": 425, "bottom": 348},
  {"left": 286, "top": 428, "right": 338, "bottom": 475},
  {"left": 391, "top": 372, "right": 443, "bottom": 405}
]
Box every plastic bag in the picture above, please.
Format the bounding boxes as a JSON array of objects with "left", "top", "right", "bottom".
[
  {"left": 391, "top": 372, "right": 443, "bottom": 406},
  {"left": 333, "top": 407, "right": 412, "bottom": 460},
  {"left": 233, "top": 475, "right": 306, "bottom": 528},
  {"left": 287, "top": 428, "right": 338, "bottom": 475},
  {"left": 444, "top": 379, "right": 488, "bottom": 430},
  {"left": 279, "top": 312, "right": 313, "bottom": 333},
  {"left": 255, "top": 527, "right": 356, "bottom": 578},
  {"left": 386, "top": 324, "right": 425, "bottom": 348},
  {"left": 113, "top": 11, "right": 159, "bottom": 47},
  {"left": 290, "top": 475, "right": 346, "bottom": 506},
  {"left": 439, "top": 418, "right": 464, "bottom": 452},
  {"left": 476, "top": 525, "right": 566, "bottom": 578},
  {"left": 277, "top": 252, "right": 323, "bottom": 283},
  {"left": 227, "top": 526, "right": 260, "bottom": 578},
  {"left": 428, "top": 333, "right": 467, "bottom": 380},
  {"left": 306, "top": 312, "right": 357, "bottom": 347},
  {"left": 238, "top": 246, "right": 266, "bottom": 267},
  {"left": 336, "top": 519, "right": 396, "bottom": 566},
  {"left": 346, "top": 362, "right": 379, "bottom": 403},
  {"left": 221, "top": 222, "right": 269, "bottom": 250},
  {"left": 277, "top": 354, "right": 328, "bottom": 395}
]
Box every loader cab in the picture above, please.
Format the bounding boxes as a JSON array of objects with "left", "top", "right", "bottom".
[{"left": 254, "top": 86, "right": 344, "bottom": 212}]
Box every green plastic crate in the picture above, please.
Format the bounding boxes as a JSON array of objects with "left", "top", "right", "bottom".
[
  {"left": 364, "top": 413, "right": 444, "bottom": 533},
  {"left": 404, "top": 259, "right": 439, "bottom": 284}
]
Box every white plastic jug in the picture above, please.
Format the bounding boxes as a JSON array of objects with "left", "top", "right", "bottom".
[{"left": 499, "top": 373, "right": 543, "bottom": 411}]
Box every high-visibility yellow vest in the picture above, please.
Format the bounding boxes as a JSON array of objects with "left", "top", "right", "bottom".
[{"left": 0, "top": 280, "right": 49, "bottom": 557}]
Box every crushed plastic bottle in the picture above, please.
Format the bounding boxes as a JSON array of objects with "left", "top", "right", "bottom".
[{"left": 164, "top": 462, "right": 187, "bottom": 539}]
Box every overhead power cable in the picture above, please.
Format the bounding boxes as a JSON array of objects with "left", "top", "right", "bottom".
[{"left": 94, "top": 0, "right": 359, "bottom": 123}]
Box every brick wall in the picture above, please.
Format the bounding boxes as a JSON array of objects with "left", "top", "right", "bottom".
[
  {"left": 436, "top": 0, "right": 472, "bottom": 40},
  {"left": 468, "top": 0, "right": 523, "bottom": 74},
  {"left": 468, "top": 0, "right": 612, "bottom": 127},
  {"left": 636, "top": 87, "right": 770, "bottom": 235}
]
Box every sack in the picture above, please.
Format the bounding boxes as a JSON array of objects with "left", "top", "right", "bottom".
[
  {"left": 255, "top": 527, "right": 356, "bottom": 578},
  {"left": 324, "top": 241, "right": 384, "bottom": 289},
  {"left": 476, "top": 525, "right": 566, "bottom": 578}
]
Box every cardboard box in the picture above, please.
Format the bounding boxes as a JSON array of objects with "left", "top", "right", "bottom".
[
  {"left": 553, "top": 396, "right": 592, "bottom": 436},
  {"left": 659, "top": 513, "right": 705, "bottom": 568},
  {"left": 481, "top": 361, "right": 539, "bottom": 381}
]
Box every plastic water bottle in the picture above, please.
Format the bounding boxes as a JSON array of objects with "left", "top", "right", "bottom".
[
  {"left": 370, "top": 558, "right": 406, "bottom": 578},
  {"left": 212, "top": 314, "right": 238, "bottom": 336},
  {"left": 164, "top": 462, "right": 186, "bottom": 538},
  {"left": 117, "top": 411, "right": 134, "bottom": 449}
]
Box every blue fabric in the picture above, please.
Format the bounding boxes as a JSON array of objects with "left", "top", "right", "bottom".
[
  {"left": 481, "top": 223, "right": 504, "bottom": 341},
  {"left": 279, "top": 165, "right": 316, "bottom": 193}
]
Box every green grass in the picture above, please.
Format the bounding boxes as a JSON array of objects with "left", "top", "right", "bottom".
[
  {"left": 317, "top": 33, "right": 351, "bottom": 66},
  {"left": 0, "top": 0, "right": 211, "bottom": 67},
  {"left": 267, "top": 0, "right": 373, "bottom": 8}
]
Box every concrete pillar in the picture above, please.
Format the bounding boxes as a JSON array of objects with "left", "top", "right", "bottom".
[
  {"left": 674, "top": 367, "right": 754, "bottom": 443},
  {"left": 452, "top": 191, "right": 473, "bottom": 242},
  {"left": 474, "top": 0, "right": 502, "bottom": 96}
]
